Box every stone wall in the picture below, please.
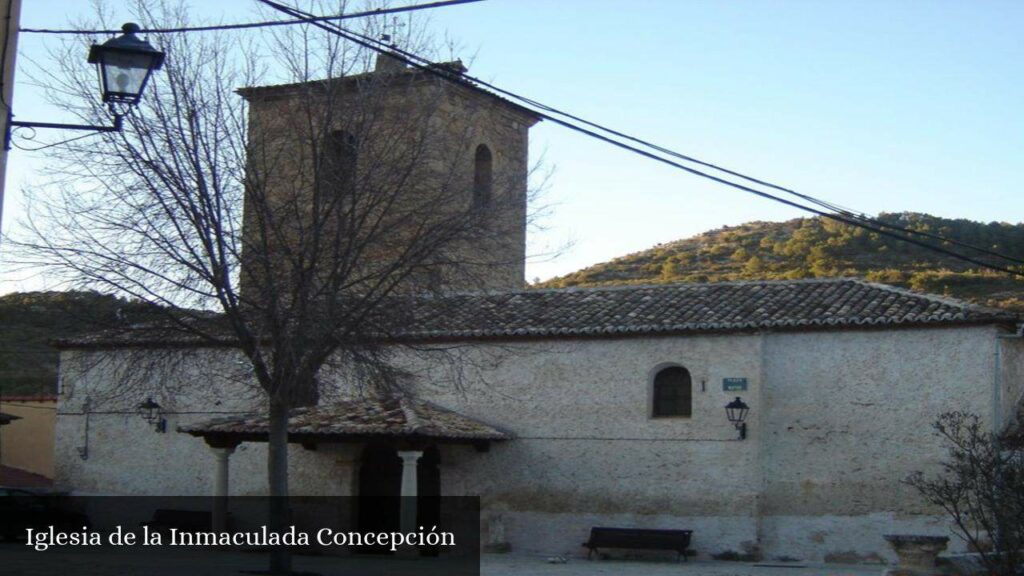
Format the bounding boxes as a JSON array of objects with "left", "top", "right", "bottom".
[{"left": 239, "top": 60, "right": 537, "bottom": 294}]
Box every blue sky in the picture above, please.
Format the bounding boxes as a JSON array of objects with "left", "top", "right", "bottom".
[{"left": 2, "top": 0, "right": 1022, "bottom": 292}]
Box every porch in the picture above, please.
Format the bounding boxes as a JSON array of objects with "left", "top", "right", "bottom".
[{"left": 177, "top": 396, "right": 510, "bottom": 538}]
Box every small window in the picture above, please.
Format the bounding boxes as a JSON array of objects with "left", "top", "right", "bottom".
[
  {"left": 652, "top": 366, "right": 692, "bottom": 418},
  {"left": 473, "top": 144, "right": 492, "bottom": 207},
  {"left": 321, "top": 130, "right": 357, "bottom": 195}
]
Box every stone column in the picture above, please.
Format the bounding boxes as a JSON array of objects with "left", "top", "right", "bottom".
[
  {"left": 210, "top": 446, "right": 235, "bottom": 531},
  {"left": 397, "top": 450, "right": 423, "bottom": 534}
]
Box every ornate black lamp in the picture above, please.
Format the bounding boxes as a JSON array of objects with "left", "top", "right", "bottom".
[
  {"left": 138, "top": 397, "right": 167, "bottom": 433},
  {"left": 88, "top": 23, "right": 166, "bottom": 107},
  {"left": 725, "top": 396, "right": 750, "bottom": 440},
  {"left": 5, "top": 23, "right": 164, "bottom": 149}
]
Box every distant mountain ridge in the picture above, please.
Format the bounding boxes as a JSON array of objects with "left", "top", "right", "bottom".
[
  {"left": 541, "top": 212, "right": 1024, "bottom": 312},
  {"left": 0, "top": 291, "right": 158, "bottom": 396}
]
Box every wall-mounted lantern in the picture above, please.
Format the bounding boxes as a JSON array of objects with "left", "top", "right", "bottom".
[
  {"left": 5, "top": 23, "right": 165, "bottom": 150},
  {"left": 138, "top": 397, "right": 166, "bottom": 433},
  {"left": 725, "top": 396, "right": 750, "bottom": 440}
]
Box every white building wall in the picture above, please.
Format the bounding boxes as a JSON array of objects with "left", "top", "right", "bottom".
[
  {"left": 998, "top": 332, "right": 1024, "bottom": 431},
  {"left": 54, "top": 323, "right": 1010, "bottom": 562},
  {"left": 54, "top": 348, "right": 362, "bottom": 498},
  {"left": 414, "top": 335, "right": 765, "bottom": 559},
  {"left": 760, "top": 325, "right": 998, "bottom": 562}
]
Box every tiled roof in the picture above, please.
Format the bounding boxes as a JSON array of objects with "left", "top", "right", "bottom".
[
  {"left": 178, "top": 397, "right": 509, "bottom": 443},
  {"left": 55, "top": 279, "right": 1017, "bottom": 349},
  {"left": 401, "top": 278, "right": 1016, "bottom": 339}
]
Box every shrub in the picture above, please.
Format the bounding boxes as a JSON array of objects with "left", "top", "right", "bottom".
[{"left": 904, "top": 412, "right": 1024, "bottom": 576}]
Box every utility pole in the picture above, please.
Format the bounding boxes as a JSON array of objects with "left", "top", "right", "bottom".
[{"left": 0, "top": 0, "right": 21, "bottom": 235}]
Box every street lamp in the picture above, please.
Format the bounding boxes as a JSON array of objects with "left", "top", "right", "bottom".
[
  {"left": 138, "top": 397, "right": 167, "bottom": 433},
  {"left": 4, "top": 22, "right": 164, "bottom": 150},
  {"left": 88, "top": 23, "right": 165, "bottom": 108},
  {"left": 725, "top": 396, "right": 750, "bottom": 440}
]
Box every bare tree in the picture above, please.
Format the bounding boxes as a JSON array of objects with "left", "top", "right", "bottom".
[
  {"left": 6, "top": 2, "right": 542, "bottom": 572},
  {"left": 904, "top": 412, "right": 1024, "bottom": 576}
]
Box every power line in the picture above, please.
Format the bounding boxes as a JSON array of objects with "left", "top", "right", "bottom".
[
  {"left": 331, "top": 24, "right": 1024, "bottom": 267},
  {"left": 25, "top": 0, "right": 1017, "bottom": 269},
  {"left": 254, "top": 0, "right": 1024, "bottom": 278},
  {"left": 19, "top": 0, "right": 483, "bottom": 35}
]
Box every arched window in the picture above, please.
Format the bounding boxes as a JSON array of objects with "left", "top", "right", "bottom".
[
  {"left": 652, "top": 365, "right": 692, "bottom": 418},
  {"left": 472, "top": 144, "right": 492, "bottom": 208},
  {"left": 321, "top": 130, "right": 357, "bottom": 195}
]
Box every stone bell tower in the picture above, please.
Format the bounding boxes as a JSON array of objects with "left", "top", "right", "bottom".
[{"left": 238, "top": 54, "right": 541, "bottom": 293}]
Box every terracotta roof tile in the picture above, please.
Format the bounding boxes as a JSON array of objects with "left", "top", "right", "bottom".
[
  {"left": 178, "top": 397, "right": 509, "bottom": 442},
  {"left": 401, "top": 278, "right": 1016, "bottom": 339},
  {"left": 54, "top": 279, "right": 1017, "bottom": 349}
]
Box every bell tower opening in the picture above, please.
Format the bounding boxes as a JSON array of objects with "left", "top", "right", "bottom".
[{"left": 473, "top": 144, "right": 493, "bottom": 208}]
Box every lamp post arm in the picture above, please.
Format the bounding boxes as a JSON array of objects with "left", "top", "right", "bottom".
[{"left": 5, "top": 114, "right": 123, "bottom": 150}]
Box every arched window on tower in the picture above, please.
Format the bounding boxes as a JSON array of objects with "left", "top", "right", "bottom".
[
  {"left": 651, "top": 365, "right": 693, "bottom": 418},
  {"left": 321, "top": 130, "right": 357, "bottom": 196},
  {"left": 473, "top": 144, "right": 492, "bottom": 208}
]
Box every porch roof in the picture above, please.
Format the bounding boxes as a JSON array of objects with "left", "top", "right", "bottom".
[{"left": 177, "top": 397, "right": 511, "bottom": 446}]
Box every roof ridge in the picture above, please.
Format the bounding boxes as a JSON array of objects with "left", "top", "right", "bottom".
[
  {"left": 412, "top": 398, "right": 517, "bottom": 440},
  {"left": 423, "top": 277, "right": 858, "bottom": 299},
  {"left": 848, "top": 278, "right": 1011, "bottom": 314},
  {"left": 58, "top": 278, "right": 1019, "bottom": 350}
]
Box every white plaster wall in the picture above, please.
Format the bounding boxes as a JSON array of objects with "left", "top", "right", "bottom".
[
  {"left": 761, "top": 325, "right": 998, "bottom": 562},
  {"left": 413, "top": 335, "right": 765, "bottom": 559},
  {"left": 57, "top": 335, "right": 766, "bottom": 558},
  {"left": 998, "top": 334, "right": 1024, "bottom": 431},
  {"left": 54, "top": 323, "right": 1006, "bottom": 563},
  {"left": 54, "top": 348, "right": 360, "bottom": 498}
]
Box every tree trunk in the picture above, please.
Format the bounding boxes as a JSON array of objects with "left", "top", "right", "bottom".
[{"left": 267, "top": 399, "right": 291, "bottom": 574}]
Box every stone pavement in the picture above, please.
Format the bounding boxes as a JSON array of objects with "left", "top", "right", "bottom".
[
  {"left": 483, "top": 554, "right": 884, "bottom": 576},
  {"left": 0, "top": 544, "right": 886, "bottom": 576}
]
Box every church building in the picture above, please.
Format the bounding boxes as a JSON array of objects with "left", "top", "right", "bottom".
[{"left": 52, "top": 56, "right": 1024, "bottom": 564}]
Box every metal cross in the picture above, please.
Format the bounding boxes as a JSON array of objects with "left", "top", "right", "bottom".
[{"left": 381, "top": 17, "right": 406, "bottom": 47}]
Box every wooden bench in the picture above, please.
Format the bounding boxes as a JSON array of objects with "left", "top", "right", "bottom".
[
  {"left": 142, "top": 509, "right": 214, "bottom": 533},
  {"left": 582, "top": 527, "right": 693, "bottom": 561}
]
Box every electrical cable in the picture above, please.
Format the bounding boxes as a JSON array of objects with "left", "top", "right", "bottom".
[
  {"left": 19, "top": 0, "right": 483, "bottom": 35},
  {"left": 254, "top": 0, "right": 1024, "bottom": 278},
  {"left": 24, "top": 0, "right": 1016, "bottom": 267},
  {"left": 329, "top": 21, "right": 1024, "bottom": 267},
  {"left": 19, "top": 0, "right": 1018, "bottom": 275}
]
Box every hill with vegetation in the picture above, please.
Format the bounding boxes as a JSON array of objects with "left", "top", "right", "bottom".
[
  {"left": 0, "top": 291, "right": 158, "bottom": 396},
  {"left": 543, "top": 213, "right": 1024, "bottom": 312}
]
